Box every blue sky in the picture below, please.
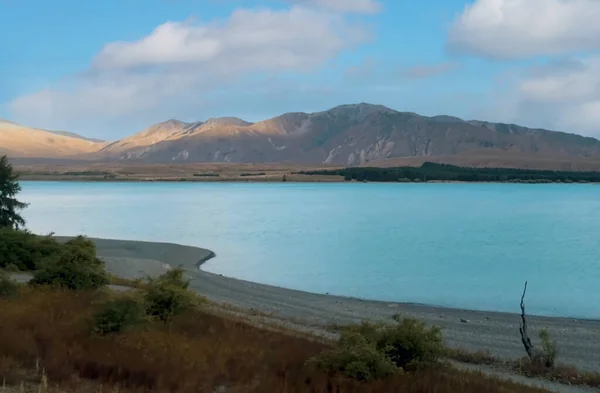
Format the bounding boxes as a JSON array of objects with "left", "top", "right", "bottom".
[{"left": 2, "top": 0, "right": 600, "bottom": 139}]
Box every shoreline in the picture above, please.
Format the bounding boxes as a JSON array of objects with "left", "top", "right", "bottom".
[
  {"left": 70, "top": 236, "right": 600, "bottom": 372},
  {"left": 195, "top": 247, "right": 599, "bottom": 324},
  {"left": 19, "top": 178, "right": 600, "bottom": 185}
]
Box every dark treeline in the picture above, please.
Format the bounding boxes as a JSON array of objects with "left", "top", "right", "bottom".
[{"left": 299, "top": 162, "right": 600, "bottom": 183}]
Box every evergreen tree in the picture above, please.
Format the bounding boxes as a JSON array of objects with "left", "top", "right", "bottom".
[{"left": 0, "top": 155, "right": 28, "bottom": 229}]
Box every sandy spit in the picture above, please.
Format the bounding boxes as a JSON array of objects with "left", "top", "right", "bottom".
[{"left": 50, "top": 237, "right": 600, "bottom": 374}]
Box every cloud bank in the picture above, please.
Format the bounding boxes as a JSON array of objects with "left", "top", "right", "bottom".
[{"left": 9, "top": 5, "right": 370, "bottom": 135}]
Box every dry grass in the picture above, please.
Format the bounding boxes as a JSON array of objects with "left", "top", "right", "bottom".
[
  {"left": 107, "top": 275, "right": 147, "bottom": 290},
  {"left": 445, "top": 348, "right": 501, "bottom": 366},
  {"left": 446, "top": 348, "right": 600, "bottom": 389},
  {"left": 0, "top": 288, "right": 555, "bottom": 393},
  {"left": 13, "top": 162, "right": 344, "bottom": 183},
  {"left": 515, "top": 358, "right": 600, "bottom": 388}
]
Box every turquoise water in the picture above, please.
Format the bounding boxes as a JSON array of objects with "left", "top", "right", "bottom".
[{"left": 20, "top": 181, "right": 600, "bottom": 319}]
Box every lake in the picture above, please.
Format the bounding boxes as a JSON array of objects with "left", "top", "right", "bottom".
[{"left": 20, "top": 181, "right": 600, "bottom": 319}]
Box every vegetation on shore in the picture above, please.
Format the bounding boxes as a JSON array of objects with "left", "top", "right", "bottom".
[
  {"left": 299, "top": 162, "right": 600, "bottom": 183},
  {"left": 1, "top": 154, "right": 597, "bottom": 392},
  {"left": 0, "top": 227, "right": 552, "bottom": 393}
]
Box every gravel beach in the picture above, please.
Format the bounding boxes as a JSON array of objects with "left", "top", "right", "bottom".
[{"left": 59, "top": 237, "right": 600, "bottom": 373}]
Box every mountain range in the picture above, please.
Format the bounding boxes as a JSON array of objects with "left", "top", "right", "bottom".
[{"left": 3, "top": 104, "right": 600, "bottom": 169}]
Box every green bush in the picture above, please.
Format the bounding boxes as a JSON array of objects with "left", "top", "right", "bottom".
[
  {"left": 0, "top": 270, "right": 19, "bottom": 298},
  {"left": 3, "top": 263, "right": 20, "bottom": 272},
  {"left": 30, "top": 239, "right": 109, "bottom": 290},
  {"left": 144, "top": 268, "right": 196, "bottom": 322},
  {"left": 93, "top": 296, "right": 146, "bottom": 335},
  {"left": 63, "top": 235, "right": 97, "bottom": 257},
  {"left": 0, "top": 229, "right": 61, "bottom": 271},
  {"left": 537, "top": 328, "right": 558, "bottom": 368},
  {"left": 344, "top": 317, "right": 443, "bottom": 370},
  {"left": 308, "top": 331, "right": 397, "bottom": 381},
  {"left": 310, "top": 316, "right": 443, "bottom": 381},
  {"left": 380, "top": 316, "right": 443, "bottom": 370}
]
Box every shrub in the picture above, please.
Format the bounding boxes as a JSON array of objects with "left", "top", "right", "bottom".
[
  {"left": 347, "top": 317, "right": 443, "bottom": 370},
  {"left": 0, "top": 270, "right": 19, "bottom": 298},
  {"left": 64, "top": 235, "right": 98, "bottom": 257},
  {"left": 0, "top": 229, "right": 61, "bottom": 271},
  {"left": 3, "top": 263, "right": 20, "bottom": 272},
  {"left": 144, "top": 268, "right": 197, "bottom": 322},
  {"left": 30, "top": 239, "right": 109, "bottom": 290},
  {"left": 93, "top": 296, "right": 146, "bottom": 335},
  {"left": 381, "top": 315, "right": 443, "bottom": 370},
  {"left": 310, "top": 317, "right": 443, "bottom": 381},
  {"left": 308, "top": 331, "right": 398, "bottom": 381},
  {"left": 537, "top": 328, "right": 557, "bottom": 368}
]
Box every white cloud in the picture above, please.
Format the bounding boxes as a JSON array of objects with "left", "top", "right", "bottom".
[
  {"left": 92, "top": 7, "right": 363, "bottom": 73},
  {"left": 9, "top": 5, "right": 370, "bottom": 136},
  {"left": 448, "top": 0, "right": 600, "bottom": 59},
  {"left": 284, "top": 0, "right": 381, "bottom": 14},
  {"left": 479, "top": 56, "right": 600, "bottom": 136}
]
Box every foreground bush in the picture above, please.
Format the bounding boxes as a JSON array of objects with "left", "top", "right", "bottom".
[
  {"left": 311, "top": 316, "right": 443, "bottom": 381},
  {"left": 0, "top": 271, "right": 19, "bottom": 298},
  {"left": 537, "top": 328, "right": 558, "bottom": 368},
  {"left": 380, "top": 315, "right": 443, "bottom": 370},
  {"left": 144, "top": 268, "right": 197, "bottom": 322},
  {"left": 0, "top": 289, "right": 551, "bottom": 393},
  {"left": 0, "top": 229, "right": 61, "bottom": 271},
  {"left": 30, "top": 237, "right": 109, "bottom": 290},
  {"left": 308, "top": 331, "right": 397, "bottom": 381},
  {"left": 93, "top": 295, "right": 146, "bottom": 335}
]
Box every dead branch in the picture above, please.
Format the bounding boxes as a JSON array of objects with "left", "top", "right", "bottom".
[{"left": 519, "top": 281, "right": 535, "bottom": 359}]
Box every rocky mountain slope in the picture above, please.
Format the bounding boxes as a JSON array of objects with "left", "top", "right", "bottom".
[
  {"left": 4, "top": 104, "right": 600, "bottom": 167},
  {"left": 93, "top": 103, "right": 600, "bottom": 166},
  {"left": 0, "top": 119, "right": 106, "bottom": 158}
]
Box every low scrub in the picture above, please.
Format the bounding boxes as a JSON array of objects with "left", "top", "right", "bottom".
[
  {"left": 0, "top": 288, "right": 552, "bottom": 393},
  {"left": 240, "top": 172, "right": 266, "bottom": 177},
  {"left": 310, "top": 316, "right": 443, "bottom": 381},
  {"left": 144, "top": 268, "right": 198, "bottom": 322},
  {"left": 0, "top": 229, "right": 61, "bottom": 271},
  {"left": 0, "top": 271, "right": 19, "bottom": 298},
  {"left": 308, "top": 331, "right": 397, "bottom": 381},
  {"left": 536, "top": 328, "right": 558, "bottom": 368},
  {"left": 30, "top": 237, "right": 109, "bottom": 290},
  {"left": 92, "top": 295, "right": 147, "bottom": 335}
]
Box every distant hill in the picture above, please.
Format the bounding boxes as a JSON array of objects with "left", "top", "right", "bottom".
[
  {"left": 0, "top": 120, "right": 106, "bottom": 158},
  {"left": 47, "top": 130, "right": 104, "bottom": 143},
  {"left": 5, "top": 104, "right": 600, "bottom": 169}
]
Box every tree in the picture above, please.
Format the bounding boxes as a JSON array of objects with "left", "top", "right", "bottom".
[{"left": 0, "top": 155, "right": 28, "bottom": 229}]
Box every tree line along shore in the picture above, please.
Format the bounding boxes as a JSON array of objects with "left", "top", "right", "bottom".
[{"left": 299, "top": 162, "right": 600, "bottom": 183}]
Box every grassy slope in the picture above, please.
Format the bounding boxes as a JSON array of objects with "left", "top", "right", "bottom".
[{"left": 0, "top": 287, "right": 553, "bottom": 393}]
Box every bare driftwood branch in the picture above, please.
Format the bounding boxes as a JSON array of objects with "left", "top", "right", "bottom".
[{"left": 519, "top": 281, "right": 535, "bottom": 359}]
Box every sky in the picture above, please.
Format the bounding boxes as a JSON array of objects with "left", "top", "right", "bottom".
[{"left": 1, "top": 0, "right": 600, "bottom": 140}]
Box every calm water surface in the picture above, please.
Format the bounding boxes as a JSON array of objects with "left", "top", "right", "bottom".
[{"left": 20, "top": 182, "right": 600, "bottom": 319}]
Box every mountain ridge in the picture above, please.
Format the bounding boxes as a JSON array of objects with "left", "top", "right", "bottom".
[{"left": 4, "top": 103, "right": 600, "bottom": 167}]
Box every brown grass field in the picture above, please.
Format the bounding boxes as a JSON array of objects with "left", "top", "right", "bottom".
[
  {"left": 12, "top": 162, "right": 345, "bottom": 182},
  {"left": 12, "top": 149, "right": 600, "bottom": 183},
  {"left": 0, "top": 288, "right": 554, "bottom": 393}
]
